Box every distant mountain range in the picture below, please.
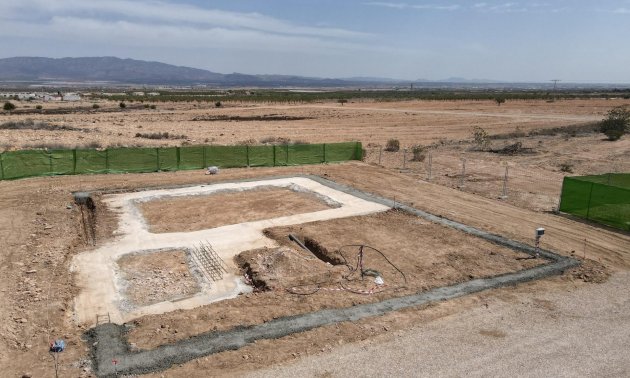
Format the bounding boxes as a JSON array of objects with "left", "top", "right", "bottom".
[
  {"left": 0, "top": 57, "right": 626, "bottom": 89},
  {"left": 0, "top": 56, "right": 379, "bottom": 87}
]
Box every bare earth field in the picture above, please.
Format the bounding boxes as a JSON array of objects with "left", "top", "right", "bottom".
[
  {"left": 0, "top": 99, "right": 628, "bottom": 377},
  {"left": 1, "top": 98, "right": 628, "bottom": 149}
]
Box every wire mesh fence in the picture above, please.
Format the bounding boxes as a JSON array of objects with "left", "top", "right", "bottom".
[{"left": 364, "top": 146, "right": 630, "bottom": 213}]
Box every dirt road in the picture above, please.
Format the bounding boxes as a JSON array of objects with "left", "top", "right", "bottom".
[{"left": 249, "top": 271, "right": 630, "bottom": 378}]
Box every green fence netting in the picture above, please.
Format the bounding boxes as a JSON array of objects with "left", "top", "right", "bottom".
[
  {"left": 559, "top": 174, "right": 630, "bottom": 231},
  {"left": 0, "top": 142, "right": 362, "bottom": 181}
]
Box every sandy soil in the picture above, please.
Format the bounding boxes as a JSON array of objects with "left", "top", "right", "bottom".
[
  {"left": 116, "top": 249, "right": 200, "bottom": 307},
  {"left": 2, "top": 98, "right": 628, "bottom": 150},
  {"left": 0, "top": 99, "right": 628, "bottom": 377},
  {"left": 138, "top": 186, "right": 334, "bottom": 233},
  {"left": 1, "top": 163, "right": 624, "bottom": 377},
  {"left": 249, "top": 270, "right": 630, "bottom": 378}
]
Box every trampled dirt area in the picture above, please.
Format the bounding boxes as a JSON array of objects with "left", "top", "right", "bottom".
[
  {"left": 138, "top": 186, "right": 334, "bottom": 233},
  {"left": 0, "top": 98, "right": 629, "bottom": 377}
]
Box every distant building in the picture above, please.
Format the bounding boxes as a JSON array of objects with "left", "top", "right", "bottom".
[{"left": 62, "top": 93, "right": 81, "bottom": 101}]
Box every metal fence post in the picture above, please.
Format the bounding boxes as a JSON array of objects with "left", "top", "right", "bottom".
[
  {"left": 72, "top": 149, "right": 77, "bottom": 174},
  {"left": 459, "top": 158, "right": 466, "bottom": 187},
  {"left": 427, "top": 151, "right": 432, "bottom": 181},
  {"left": 48, "top": 149, "right": 53, "bottom": 175},
  {"left": 585, "top": 182, "right": 594, "bottom": 220},
  {"left": 501, "top": 165, "right": 509, "bottom": 199},
  {"left": 176, "top": 147, "right": 181, "bottom": 170},
  {"left": 105, "top": 148, "right": 109, "bottom": 172},
  {"left": 402, "top": 148, "right": 407, "bottom": 169}
]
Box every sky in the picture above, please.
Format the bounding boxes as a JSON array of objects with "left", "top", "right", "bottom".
[{"left": 0, "top": 0, "right": 629, "bottom": 82}]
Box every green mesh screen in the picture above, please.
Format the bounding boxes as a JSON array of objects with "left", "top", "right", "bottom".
[
  {"left": 49, "top": 149, "right": 75, "bottom": 175},
  {"left": 559, "top": 174, "right": 630, "bottom": 231},
  {"left": 247, "top": 145, "right": 275, "bottom": 167},
  {"left": 206, "top": 145, "right": 248, "bottom": 168},
  {"left": 75, "top": 149, "right": 108, "bottom": 174},
  {"left": 156, "top": 147, "right": 178, "bottom": 171},
  {"left": 0, "top": 142, "right": 362, "bottom": 180},
  {"left": 287, "top": 144, "right": 325, "bottom": 165},
  {"left": 0, "top": 150, "right": 51, "bottom": 179},
  {"left": 178, "top": 146, "right": 205, "bottom": 170},
  {"left": 107, "top": 148, "right": 158, "bottom": 173}
]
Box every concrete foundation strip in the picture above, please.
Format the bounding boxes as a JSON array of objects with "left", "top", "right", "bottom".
[{"left": 87, "top": 175, "right": 579, "bottom": 377}]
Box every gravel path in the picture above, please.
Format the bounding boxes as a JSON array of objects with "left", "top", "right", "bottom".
[{"left": 249, "top": 272, "right": 630, "bottom": 378}]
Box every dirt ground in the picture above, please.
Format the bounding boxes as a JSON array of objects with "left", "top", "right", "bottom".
[
  {"left": 138, "top": 186, "right": 334, "bottom": 233},
  {"left": 116, "top": 249, "right": 200, "bottom": 307},
  {"left": 0, "top": 99, "right": 628, "bottom": 377},
  {"left": 0, "top": 163, "right": 625, "bottom": 377},
  {"left": 1, "top": 98, "right": 628, "bottom": 150}
]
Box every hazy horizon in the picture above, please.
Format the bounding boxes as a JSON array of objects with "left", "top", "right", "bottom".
[{"left": 1, "top": 0, "right": 629, "bottom": 83}]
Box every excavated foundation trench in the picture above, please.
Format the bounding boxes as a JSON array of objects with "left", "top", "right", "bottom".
[{"left": 86, "top": 175, "right": 579, "bottom": 377}]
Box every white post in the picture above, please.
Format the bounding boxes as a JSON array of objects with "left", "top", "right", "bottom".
[
  {"left": 402, "top": 148, "right": 407, "bottom": 169},
  {"left": 459, "top": 158, "right": 466, "bottom": 187},
  {"left": 427, "top": 152, "right": 433, "bottom": 181},
  {"left": 501, "top": 165, "right": 509, "bottom": 199}
]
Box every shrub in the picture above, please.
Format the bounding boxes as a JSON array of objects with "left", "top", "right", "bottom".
[
  {"left": 410, "top": 145, "right": 426, "bottom": 161},
  {"left": 600, "top": 106, "right": 629, "bottom": 141},
  {"left": 134, "top": 132, "right": 187, "bottom": 140},
  {"left": 92, "top": 103, "right": 100, "bottom": 109},
  {"left": 559, "top": 162, "right": 573, "bottom": 173},
  {"left": 471, "top": 126, "right": 490, "bottom": 150},
  {"left": 3, "top": 102, "right": 15, "bottom": 112},
  {"left": 119, "top": 102, "right": 126, "bottom": 109},
  {"left": 384, "top": 138, "right": 400, "bottom": 152}
]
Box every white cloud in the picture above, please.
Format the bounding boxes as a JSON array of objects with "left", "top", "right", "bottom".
[
  {"left": 0, "top": 0, "right": 371, "bottom": 40},
  {"left": 365, "top": 2, "right": 460, "bottom": 11}
]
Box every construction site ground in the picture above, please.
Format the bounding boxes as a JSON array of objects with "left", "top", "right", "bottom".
[
  {"left": 1, "top": 163, "right": 626, "bottom": 377},
  {"left": 0, "top": 98, "right": 629, "bottom": 377},
  {"left": 138, "top": 186, "right": 334, "bottom": 233}
]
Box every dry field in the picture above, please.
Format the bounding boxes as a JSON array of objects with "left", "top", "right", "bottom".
[
  {"left": 0, "top": 98, "right": 627, "bottom": 149},
  {"left": 0, "top": 98, "right": 629, "bottom": 377}
]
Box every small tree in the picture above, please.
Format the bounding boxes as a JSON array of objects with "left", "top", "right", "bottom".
[
  {"left": 3, "top": 102, "right": 16, "bottom": 112},
  {"left": 600, "top": 106, "right": 629, "bottom": 141},
  {"left": 385, "top": 138, "right": 400, "bottom": 152},
  {"left": 495, "top": 97, "right": 506, "bottom": 106},
  {"left": 338, "top": 99, "right": 348, "bottom": 106},
  {"left": 119, "top": 102, "right": 126, "bottom": 109}
]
